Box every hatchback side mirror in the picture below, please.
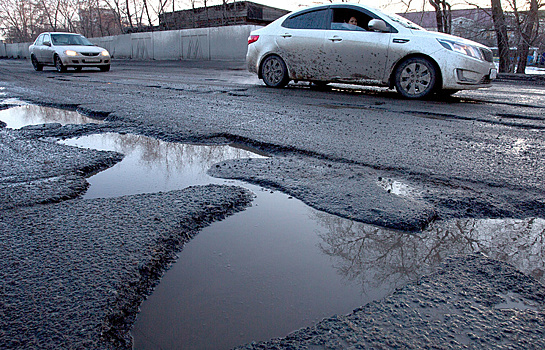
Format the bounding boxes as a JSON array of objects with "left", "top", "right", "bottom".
[
  {"left": 368, "top": 19, "right": 389, "bottom": 32},
  {"left": 43, "top": 42, "right": 51, "bottom": 47}
]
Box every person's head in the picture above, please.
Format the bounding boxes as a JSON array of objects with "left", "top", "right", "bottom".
[{"left": 348, "top": 16, "right": 357, "bottom": 26}]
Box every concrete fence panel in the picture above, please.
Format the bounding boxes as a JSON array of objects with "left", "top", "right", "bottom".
[
  {"left": 131, "top": 33, "right": 153, "bottom": 60},
  {"left": 209, "top": 25, "right": 260, "bottom": 60},
  {"left": 180, "top": 28, "right": 210, "bottom": 60},
  {"left": 152, "top": 31, "right": 182, "bottom": 60}
]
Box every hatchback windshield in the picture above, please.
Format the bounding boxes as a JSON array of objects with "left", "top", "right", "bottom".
[{"left": 51, "top": 34, "right": 94, "bottom": 46}]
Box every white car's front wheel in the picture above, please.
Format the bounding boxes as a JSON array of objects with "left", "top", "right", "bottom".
[
  {"left": 55, "top": 55, "right": 67, "bottom": 73},
  {"left": 394, "top": 57, "right": 437, "bottom": 99}
]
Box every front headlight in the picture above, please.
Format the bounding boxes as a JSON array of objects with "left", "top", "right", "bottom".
[
  {"left": 437, "top": 39, "right": 484, "bottom": 61},
  {"left": 65, "top": 50, "right": 78, "bottom": 56},
  {"left": 101, "top": 50, "right": 110, "bottom": 57}
]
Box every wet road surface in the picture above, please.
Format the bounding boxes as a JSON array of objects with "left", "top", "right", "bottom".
[{"left": 1, "top": 59, "right": 544, "bottom": 349}]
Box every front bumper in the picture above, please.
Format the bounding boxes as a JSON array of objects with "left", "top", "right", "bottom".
[
  {"left": 440, "top": 54, "right": 496, "bottom": 90},
  {"left": 61, "top": 56, "right": 110, "bottom": 67}
]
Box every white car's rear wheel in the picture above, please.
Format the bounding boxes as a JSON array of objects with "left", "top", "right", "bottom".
[
  {"left": 261, "top": 55, "right": 289, "bottom": 88},
  {"left": 395, "top": 57, "right": 437, "bottom": 99}
]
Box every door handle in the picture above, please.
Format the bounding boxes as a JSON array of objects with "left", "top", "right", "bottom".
[
  {"left": 281, "top": 33, "right": 292, "bottom": 38},
  {"left": 328, "top": 36, "right": 342, "bottom": 42}
]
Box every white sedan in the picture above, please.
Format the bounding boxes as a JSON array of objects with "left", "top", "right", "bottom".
[
  {"left": 29, "top": 32, "right": 111, "bottom": 73},
  {"left": 246, "top": 4, "right": 497, "bottom": 99}
]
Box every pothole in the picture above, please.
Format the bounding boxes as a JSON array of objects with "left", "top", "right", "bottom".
[
  {"left": 0, "top": 103, "right": 104, "bottom": 129},
  {"left": 2, "top": 102, "right": 544, "bottom": 349}
]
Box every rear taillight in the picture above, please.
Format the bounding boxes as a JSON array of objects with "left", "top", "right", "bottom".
[{"left": 248, "top": 35, "right": 259, "bottom": 45}]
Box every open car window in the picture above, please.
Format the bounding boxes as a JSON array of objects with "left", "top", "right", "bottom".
[{"left": 330, "top": 8, "right": 373, "bottom": 31}]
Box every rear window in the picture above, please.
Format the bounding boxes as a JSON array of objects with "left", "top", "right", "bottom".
[{"left": 282, "top": 9, "right": 328, "bottom": 30}]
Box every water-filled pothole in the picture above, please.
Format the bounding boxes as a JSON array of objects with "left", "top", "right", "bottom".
[
  {"left": 2, "top": 103, "right": 544, "bottom": 349},
  {"left": 0, "top": 103, "right": 104, "bottom": 129}
]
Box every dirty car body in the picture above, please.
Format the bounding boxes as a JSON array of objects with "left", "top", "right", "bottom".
[
  {"left": 246, "top": 4, "right": 497, "bottom": 99},
  {"left": 29, "top": 32, "right": 111, "bottom": 73}
]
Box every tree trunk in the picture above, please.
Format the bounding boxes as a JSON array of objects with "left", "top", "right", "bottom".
[
  {"left": 515, "top": 0, "right": 538, "bottom": 74},
  {"left": 429, "top": 0, "right": 451, "bottom": 33},
  {"left": 491, "top": 0, "right": 511, "bottom": 73}
]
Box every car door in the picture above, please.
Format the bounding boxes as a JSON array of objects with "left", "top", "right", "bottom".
[
  {"left": 275, "top": 8, "right": 329, "bottom": 81},
  {"left": 41, "top": 33, "right": 54, "bottom": 64},
  {"left": 324, "top": 8, "right": 392, "bottom": 84},
  {"left": 31, "top": 34, "right": 44, "bottom": 61}
]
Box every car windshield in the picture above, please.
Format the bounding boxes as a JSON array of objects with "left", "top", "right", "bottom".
[
  {"left": 51, "top": 34, "right": 94, "bottom": 46},
  {"left": 382, "top": 13, "right": 424, "bottom": 30}
]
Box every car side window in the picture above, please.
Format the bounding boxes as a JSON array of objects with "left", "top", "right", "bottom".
[
  {"left": 282, "top": 9, "right": 328, "bottom": 30},
  {"left": 42, "top": 34, "right": 50, "bottom": 45},
  {"left": 34, "top": 35, "right": 44, "bottom": 46},
  {"left": 330, "top": 8, "right": 374, "bottom": 31}
]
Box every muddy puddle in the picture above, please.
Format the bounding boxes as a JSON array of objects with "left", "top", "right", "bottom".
[{"left": 1, "top": 103, "right": 544, "bottom": 349}]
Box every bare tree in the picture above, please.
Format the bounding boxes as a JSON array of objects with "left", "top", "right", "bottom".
[
  {"left": 508, "top": 0, "right": 541, "bottom": 73},
  {"left": 491, "top": 0, "right": 511, "bottom": 72},
  {"left": 429, "top": 0, "right": 452, "bottom": 33}
]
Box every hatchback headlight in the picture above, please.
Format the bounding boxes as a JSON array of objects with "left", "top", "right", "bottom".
[
  {"left": 65, "top": 50, "right": 78, "bottom": 56},
  {"left": 101, "top": 50, "right": 110, "bottom": 57},
  {"left": 437, "top": 39, "right": 484, "bottom": 61}
]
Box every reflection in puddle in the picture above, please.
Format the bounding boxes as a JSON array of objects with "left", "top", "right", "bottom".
[
  {"left": 0, "top": 104, "right": 103, "bottom": 129},
  {"left": 61, "top": 133, "right": 266, "bottom": 199},
  {"left": 3, "top": 103, "right": 545, "bottom": 349},
  {"left": 317, "top": 215, "right": 545, "bottom": 294}
]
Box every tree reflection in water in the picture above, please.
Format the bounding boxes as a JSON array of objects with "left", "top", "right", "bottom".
[
  {"left": 0, "top": 104, "right": 103, "bottom": 129},
  {"left": 316, "top": 214, "right": 545, "bottom": 295}
]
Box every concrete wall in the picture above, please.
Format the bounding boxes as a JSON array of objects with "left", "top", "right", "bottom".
[{"left": 0, "top": 25, "right": 261, "bottom": 61}]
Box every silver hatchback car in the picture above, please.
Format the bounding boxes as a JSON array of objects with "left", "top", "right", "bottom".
[
  {"left": 247, "top": 4, "right": 497, "bottom": 99},
  {"left": 29, "top": 32, "right": 111, "bottom": 73}
]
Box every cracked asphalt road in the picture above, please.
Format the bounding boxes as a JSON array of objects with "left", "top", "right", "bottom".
[
  {"left": 1, "top": 59, "right": 545, "bottom": 348},
  {"left": 2, "top": 59, "right": 545, "bottom": 229}
]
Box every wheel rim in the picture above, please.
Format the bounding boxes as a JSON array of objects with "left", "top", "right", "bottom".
[
  {"left": 263, "top": 58, "right": 284, "bottom": 85},
  {"left": 55, "top": 57, "right": 63, "bottom": 71},
  {"left": 399, "top": 62, "right": 432, "bottom": 96}
]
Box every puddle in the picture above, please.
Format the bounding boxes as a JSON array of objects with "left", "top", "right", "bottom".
[
  {"left": 3, "top": 103, "right": 545, "bottom": 349},
  {"left": 61, "top": 133, "right": 265, "bottom": 199},
  {"left": 0, "top": 103, "right": 103, "bottom": 129}
]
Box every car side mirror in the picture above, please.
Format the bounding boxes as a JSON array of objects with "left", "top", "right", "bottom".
[
  {"left": 43, "top": 42, "right": 51, "bottom": 47},
  {"left": 368, "top": 19, "right": 389, "bottom": 32}
]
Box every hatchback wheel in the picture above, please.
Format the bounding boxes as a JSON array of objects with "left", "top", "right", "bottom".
[
  {"left": 394, "top": 57, "right": 436, "bottom": 99},
  {"left": 55, "top": 56, "right": 67, "bottom": 73},
  {"left": 31, "top": 55, "right": 43, "bottom": 71},
  {"left": 261, "top": 55, "right": 289, "bottom": 88}
]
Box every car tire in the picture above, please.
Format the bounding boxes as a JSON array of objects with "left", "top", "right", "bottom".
[
  {"left": 394, "top": 57, "right": 437, "bottom": 99},
  {"left": 261, "top": 55, "right": 289, "bottom": 88},
  {"left": 31, "top": 55, "right": 43, "bottom": 71},
  {"left": 100, "top": 65, "right": 110, "bottom": 72},
  {"left": 55, "top": 55, "right": 67, "bottom": 73}
]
